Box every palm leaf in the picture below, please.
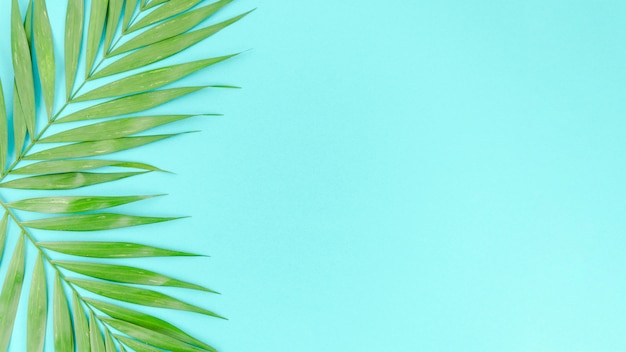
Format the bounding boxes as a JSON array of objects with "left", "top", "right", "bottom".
[
  {"left": 0, "top": 0, "right": 249, "bottom": 350},
  {"left": 54, "top": 273, "right": 74, "bottom": 351},
  {"left": 64, "top": 0, "right": 84, "bottom": 100},
  {"left": 39, "top": 241, "right": 201, "bottom": 258},
  {"left": 33, "top": 0, "right": 56, "bottom": 119},
  {"left": 0, "top": 80, "right": 9, "bottom": 172},
  {"left": 27, "top": 254, "right": 47, "bottom": 352},
  {"left": 0, "top": 235, "right": 25, "bottom": 351}
]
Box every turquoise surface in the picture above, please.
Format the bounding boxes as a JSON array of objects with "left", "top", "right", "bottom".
[{"left": 2, "top": 0, "right": 626, "bottom": 351}]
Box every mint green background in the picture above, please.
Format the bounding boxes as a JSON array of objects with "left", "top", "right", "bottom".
[{"left": 2, "top": 0, "right": 626, "bottom": 351}]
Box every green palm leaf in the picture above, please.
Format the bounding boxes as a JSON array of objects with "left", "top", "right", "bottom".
[
  {"left": 27, "top": 254, "right": 47, "bottom": 352},
  {"left": 0, "top": 0, "right": 249, "bottom": 350},
  {"left": 85, "top": 298, "right": 216, "bottom": 351},
  {"left": 11, "top": 0, "right": 36, "bottom": 137},
  {"left": 11, "top": 159, "right": 163, "bottom": 174},
  {"left": 72, "top": 292, "right": 90, "bottom": 352},
  {"left": 64, "top": 0, "right": 84, "bottom": 100},
  {"left": 39, "top": 241, "right": 201, "bottom": 258},
  {"left": 0, "top": 214, "right": 7, "bottom": 262},
  {"left": 90, "top": 311, "right": 107, "bottom": 352},
  {"left": 33, "top": 0, "right": 56, "bottom": 119},
  {"left": 54, "top": 274, "right": 74, "bottom": 351},
  {"left": 8, "top": 195, "right": 162, "bottom": 213},
  {"left": 0, "top": 235, "right": 25, "bottom": 351}
]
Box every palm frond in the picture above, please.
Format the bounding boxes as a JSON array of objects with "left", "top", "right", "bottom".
[{"left": 0, "top": 0, "right": 250, "bottom": 350}]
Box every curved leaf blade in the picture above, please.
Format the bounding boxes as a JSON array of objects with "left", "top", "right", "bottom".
[
  {"left": 0, "top": 80, "right": 8, "bottom": 172},
  {"left": 13, "top": 83, "right": 28, "bottom": 156},
  {"left": 104, "top": 330, "right": 116, "bottom": 352},
  {"left": 85, "top": 0, "right": 108, "bottom": 76},
  {"left": 71, "top": 292, "right": 90, "bottom": 352},
  {"left": 41, "top": 115, "right": 194, "bottom": 143},
  {"left": 116, "top": 335, "right": 163, "bottom": 352},
  {"left": 104, "top": 0, "right": 123, "bottom": 53},
  {"left": 24, "top": 0, "right": 34, "bottom": 43},
  {"left": 12, "top": 0, "right": 36, "bottom": 137},
  {"left": 0, "top": 235, "right": 25, "bottom": 351},
  {"left": 145, "top": 0, "right": 169, "bottom": 9},
  {"left": 11, "top": 160, "right": 162, "bottom": 175},
  {"left": 0, "top": 172, "right": 146, "bottom": 190},
  {"left": 111, "top": 0, "right": 232, "bottom": 56},
  {"left": 53, "top": 261, "right": 217, "bottom": 293},
  {"left": 58, "top": 87, "right": 206, "bottom": 123},
  {"left": 102, "top": 317, "right": 207, "bottom": 352},
  {"left": 38, "top": 241, "right": 201, "bottom": 258},
  {"left": 25, "top": 135, "right": 176, "bottom": 160},
  {"left": 122, "top": 0, "right": 138, "bottom": 31},
  {"left": 68, "top": 279, "right": 225, "bottom": 318},
  {"left": 0, "top": 213, "right": 7, "bottom": 263},
  {"left": 76, "top": 56, "right": 234, "bottom": 102},
  {"left": 65, "top": 0, "right": 84, "bottom": 100},
  {"left": 90, "top": 311, "right": 106, "bottom": 352},
  {"left": 93, "top": 13, "right": 250, "bottom": 79},
  {"left": 54, "top": 274, "right": 74, "bottom": 351},
  {"left": 27, "top": 254, "right": 47, "bottom": 352},
  {"left": 33, "top": 0, "right": 56, "bottom": 118},
  {"left": 23, "top": 213, "right": 180, "bottom": 231},
  {"left": 86, "top": 298, "right": 216, "bottom": 351},
  {"left": 128, "top": 0, "right": 202, "bottom": 33},
  {"left": 9, "top": 195, "right": 162, "bottom": 214}
]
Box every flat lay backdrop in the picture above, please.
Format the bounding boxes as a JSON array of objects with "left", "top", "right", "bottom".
[{"left": 2, "top": 0, "right": 626, "bottom": 351}]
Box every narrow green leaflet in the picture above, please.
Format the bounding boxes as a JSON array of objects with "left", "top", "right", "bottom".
[
  {"left": 23, "top": 213, "right": 180, "bottom": 231},
  {"left": 0, "top": 213, "right": 7, "bottom": 263},
  {"left": 93, "top": 13, "right": 249, "bottom": 79},
  {"left": 85, "top": 0, "right": 108, "bottom": 76},
  {"left": 129, "top": 0, "right": 202, "bottom": 33},
  {"left": 144, "top": 0, "right": 170, "bottom": 10},
  {"left": 41, "top": 115, "right": 195, "bottom": 142},
  {"left": 65, "top": 0, "right": 84, "bottom": 100},
  {"left": 53, "top": 261, "right": 217, "bottom": 293},
  {"left": 9, "top": 195, "right": 161, "bottom": 214},
  {"left": 58, "top": 87, "right": 206, "bottom": 123},
  {"left": 76, "top": 56, "right": 234, "bottom": 102},
  {"left": 0, "top": 80, "right": 7, "bottom": 172},
  {"left": 122, "top": 0, "right": 138, "bottom": 31},
  {"left": 111, "top": 0, "right": 232, "bottom": 55},
  {"left": 54, "top": 274, "right": 74, "bottom": 352},
  {"left": 90, "top": 311, "right": 106, "bottom": 352},
  {"left": 0, "top": 172, "right": 146, "bottom": 190},
  {"left": 24, "top": 0, "right": 33, "bottom": 43},
  {"left": 102, "top": 317, "right": 207, "bottom": 352},
  {"left": 33, "top": 0, "right": 56, "bottom": 119},
  {"left": 38, "top": 241, "right": 201, "bottom": 258},
  {"left": 85, "top": 298, "right": 216, "bottom": 351},
  {"left": 116, "top": 335, "right": 163, "bottom": 352},
  {"left": 0, "top": 236, "right": 25, "bottom": 352},
  {"left": 11, "top": 0, "right": 36, "bottom": 137},
  {"left": 11, "top": 159, "right": 162, "bottom": 174},
  {"left": 71, "top": 292, "right": 90, "bottom": 352},
  {"left": 104, "top": 0, "right": 123, "bottom": 53},
  {"left": 13, "top": 83, "right": 28, "bottom": 156},
  {"left": 68, "top": 279, "right": 225, "bottom": 318},
  {"left": 27, "top": 254, "right": 47, "bottom": 352},
  {"left": 104, "top": 330, "right": 116, "bottom": 352},
  {"left": 25, "top": 135, "right": 177, "bottom": 160}
]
